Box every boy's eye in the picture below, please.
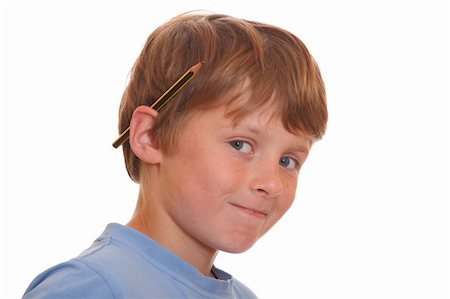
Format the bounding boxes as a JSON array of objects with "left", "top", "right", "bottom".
[
  {"left": 229, "top": 140, "right": 253, "bottom": 153},
  {"left": 279, "top": 156, "right": 298, "bottom": 169}
]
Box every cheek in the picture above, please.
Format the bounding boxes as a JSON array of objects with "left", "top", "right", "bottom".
[
  {"left": 181, "top": 144, "right": 243, "bottom": 192},
  {"left": 268, "top": 181, "right": 298, "bottom": 225},
  {"left": 165, "top": 154, "right": 232, "bottom": 215},
  {"left": 282, "top": 182, "right": 297, "bottom": 212}
]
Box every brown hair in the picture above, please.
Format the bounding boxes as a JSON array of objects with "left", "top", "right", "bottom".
[{"left": 118, "top": 12, "right": 328, "bottom": 182}]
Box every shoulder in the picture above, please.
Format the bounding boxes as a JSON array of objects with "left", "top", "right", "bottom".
[
  {"left": 231, "top": 278, "right": 259, "bottom": 299},
  {"left": 23, "top": 260, "right": 119, "bottom": 299}
]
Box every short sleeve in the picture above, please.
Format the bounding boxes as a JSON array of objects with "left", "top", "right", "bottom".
[{"left": 23, "top": 260, "right": 117, "bottom": 299}]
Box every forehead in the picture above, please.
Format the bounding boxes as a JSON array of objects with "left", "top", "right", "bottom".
[
  {"left": 219, "top": 85, "right": 313, "bottom": 139},
  {"left": 188, "top": 95, "right": 313, "bottom": 148}
]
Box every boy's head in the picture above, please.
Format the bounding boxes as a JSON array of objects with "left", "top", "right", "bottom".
[{"left": 118, "top": 12, "right": 327, "bottom": 183}]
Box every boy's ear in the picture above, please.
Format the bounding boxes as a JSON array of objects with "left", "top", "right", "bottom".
[{"left": 129, "top": 105, "right": 162, "bottom": 164}]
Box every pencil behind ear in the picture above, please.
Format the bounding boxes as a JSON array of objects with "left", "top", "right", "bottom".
[{"left": 129, "top": 105, "right": 162, "bottom": 164}]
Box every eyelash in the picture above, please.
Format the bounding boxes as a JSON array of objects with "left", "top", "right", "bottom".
[
  {"left": 279, "top": 156, "right": 300, "bottom": 170},
  {"left": 229, "top": 140, "right": 253, "bottom": 153},
  {"left": 228, "top": 140, "right": 300, "bottom": 170}
]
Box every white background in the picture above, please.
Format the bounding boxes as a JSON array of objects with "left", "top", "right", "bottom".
[{"left": 1, "top": 1, "right": 449, "bottom": 298}]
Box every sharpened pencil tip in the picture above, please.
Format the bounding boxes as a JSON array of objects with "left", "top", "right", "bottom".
[{"left": 190, "top": 62, "right": 203, "bottom": 74}]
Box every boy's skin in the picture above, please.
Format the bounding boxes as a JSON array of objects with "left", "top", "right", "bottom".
[
  {"left": 127, "top": 87, "right": 312, "bottom": 278},
  {"left": 22, "top": 13, "right": 326, "bottom": 298}
]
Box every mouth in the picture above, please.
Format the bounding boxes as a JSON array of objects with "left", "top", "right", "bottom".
[{"left": 229, "top": 203, "right": 268, "bottom": 219}]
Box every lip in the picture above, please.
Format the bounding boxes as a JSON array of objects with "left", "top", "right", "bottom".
[{"left": 229, "top": 203, "right": 268, "bottom": 219}]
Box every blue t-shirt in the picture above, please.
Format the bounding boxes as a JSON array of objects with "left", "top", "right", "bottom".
[{"left": 23, "top": 223, "right": 258, "bottom": 299}]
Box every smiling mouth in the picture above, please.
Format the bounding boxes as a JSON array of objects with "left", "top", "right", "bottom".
[{"left": 230, "top": 203, "right": 267, "bottom": 219}]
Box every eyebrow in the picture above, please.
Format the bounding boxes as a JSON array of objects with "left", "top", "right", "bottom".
[
  {"left": 235, "top": 125, "right": 312, "bottom": 153},
  {"left": 295, "top": 143, "right": 311, "bottom": 154},
  {"left": 241, "top": 126, "right": 261, "bottom": 136},
  {"left": 289, "top": 141, "right": 311, "bottom": 154}
]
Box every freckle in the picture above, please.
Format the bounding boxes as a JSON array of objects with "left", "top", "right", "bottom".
[{"left": 235, "top": 168, "right": 245, "bottom": 175}]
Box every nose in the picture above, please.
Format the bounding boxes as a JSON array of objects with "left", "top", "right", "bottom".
[{"left": 250, "top": 160, "right": 283, "bottom": 199}]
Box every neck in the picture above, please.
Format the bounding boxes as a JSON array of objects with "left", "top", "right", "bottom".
[{"left": 127, "top": 187, "right": 218, "bottom": 277}]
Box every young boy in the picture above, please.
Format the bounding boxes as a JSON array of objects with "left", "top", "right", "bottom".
[{"left": 23, "top": 12, "right": 327, "bottom": 298}]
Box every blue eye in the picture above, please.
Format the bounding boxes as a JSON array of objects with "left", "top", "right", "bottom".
[
  {"left": 229, "top": 140, "right": 253, "bottom": 153},
  {"left": 279, "top": 156, "right": 298, "bottom": 169}
]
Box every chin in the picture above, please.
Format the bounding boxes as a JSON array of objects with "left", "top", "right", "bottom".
[{"left": 215, "top": 235, "right": 259, "bottom": 254}]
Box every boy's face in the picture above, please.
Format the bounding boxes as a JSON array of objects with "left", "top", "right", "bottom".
[{"left": 156, "top": 96, "right": 311, "bottom": 253}]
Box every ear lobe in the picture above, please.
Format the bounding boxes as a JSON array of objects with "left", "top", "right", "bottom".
[{"left": 129, "top": 105, "right": 162, "bottom": 164}]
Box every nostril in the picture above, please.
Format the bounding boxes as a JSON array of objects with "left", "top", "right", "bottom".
[{"left": 257, "top": 188, "right": 269, "bottom": 195}]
